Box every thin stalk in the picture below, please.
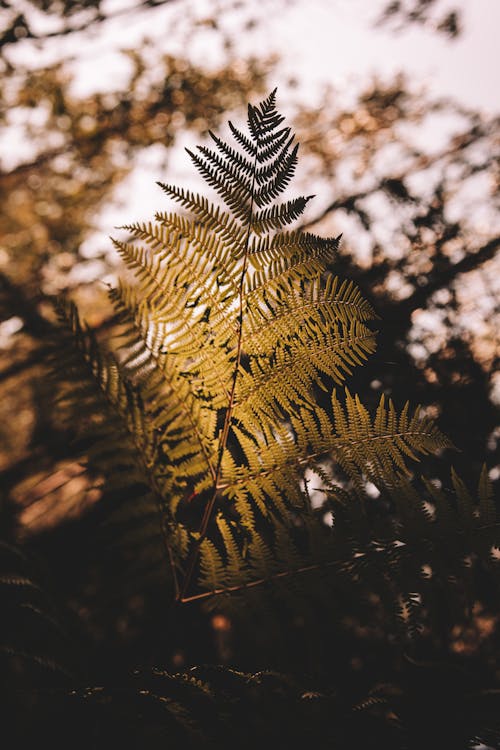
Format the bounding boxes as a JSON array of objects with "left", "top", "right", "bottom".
[
  {"left": 179, "top": 148, "right": 259, "bottom": 601},
  {"left": 180, "top": 558, "right": 340, "bottom": 604}
]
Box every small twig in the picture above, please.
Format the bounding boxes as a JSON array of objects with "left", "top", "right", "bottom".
[{"left": 180, "top": 558, "right": 340, "bottom": 604}]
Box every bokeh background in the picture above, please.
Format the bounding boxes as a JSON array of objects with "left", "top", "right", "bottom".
[{"left": 0, "top": 0, "right": 499, "bottom": 675}]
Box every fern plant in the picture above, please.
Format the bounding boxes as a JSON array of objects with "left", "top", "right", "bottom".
[
  {"left": 58, "top": 90, "right": 452, "bottom": 603},
  {"left": 6, "top": 89, "right": 497, "bottom": 750}
]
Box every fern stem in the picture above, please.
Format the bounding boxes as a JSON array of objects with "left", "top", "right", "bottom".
[
  {"left": 179, "top": 150, "right": 259, "bottom": 601},
  {"left": 179, "top": 558, "right": 340, "bottom": 604}
]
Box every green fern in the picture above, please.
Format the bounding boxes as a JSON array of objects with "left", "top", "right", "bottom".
[{"left": 59, "top": 90, "right": 454, "bottom": 602}]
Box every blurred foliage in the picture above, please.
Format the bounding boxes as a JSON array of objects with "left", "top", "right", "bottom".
[
  {"left": 1, "top": 0, "right": 188, "bottom": 48},
  {"left": 378, "top": 0, "right": 462, "bottom": 38}
]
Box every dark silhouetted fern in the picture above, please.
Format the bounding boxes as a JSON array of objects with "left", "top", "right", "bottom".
[{"left": 0, "top": 538, "right": 79, "bottom": 687}]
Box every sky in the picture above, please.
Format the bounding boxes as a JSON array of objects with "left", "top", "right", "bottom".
[
  {"left": 4, "top": 1, "right": 498, "bottom": 183},
  {"left": 268, "top": 0, "right": 499, "bottom": 111}
]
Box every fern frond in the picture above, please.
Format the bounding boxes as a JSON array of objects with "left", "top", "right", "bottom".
[
  {"left": 186, "top": 148, "right": 254, "bottom": 221},
  {"left": 63, "top": 91, "right": 453, "bottom": 603},
  {"left": 228, "top": 119, "right": 257, "bottom": 157},
  {"left": 155, "top": 185, "right": 247, "bottom": 248},
  {"left": 251, "top": 196, "right": 314, "bottom": 233},
  {"left": 247, "top": 89, "right": 283, "bottom": 144},
  {"left": 208, "top": 129, "right": 256, "bottom": 175},
  {"left": 235, "top": 321, "right": 376, "bottom": 425},
  {"left": 254, "top": 143, "right": 299, "bottom": 206},
  {"left": 325, "top": 391, "right": 452, "bottom": 487},
  {"left": 478, "top": 464, "right": 496, "bottom": 525}
]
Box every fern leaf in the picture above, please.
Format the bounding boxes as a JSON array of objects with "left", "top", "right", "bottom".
[{"left": 63, "top": 91, "right": 454, "bottom": 604}]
